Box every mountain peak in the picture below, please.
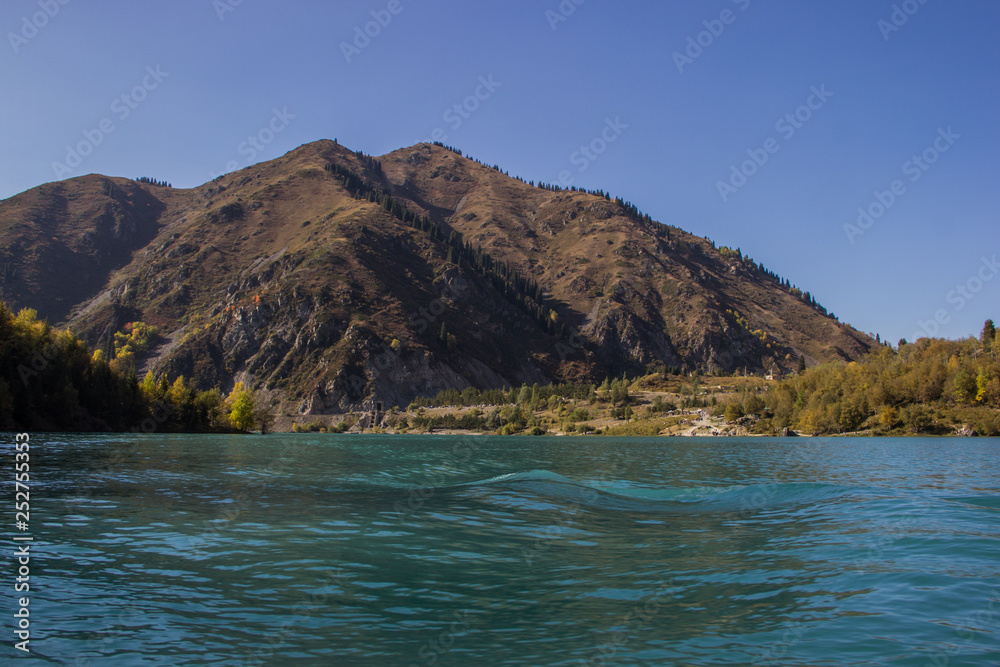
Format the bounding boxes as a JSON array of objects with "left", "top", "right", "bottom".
[{"left": 0, "top": 139, "right": 873, "bottom": 414}]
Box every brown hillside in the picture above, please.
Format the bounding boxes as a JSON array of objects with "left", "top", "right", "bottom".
[{"left": 0, "top": 139, "right": 874, "bottom": 416}]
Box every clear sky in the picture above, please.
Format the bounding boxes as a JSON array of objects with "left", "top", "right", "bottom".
[{"left": 2, "top": 0, "right": 997, "bottom": 343}]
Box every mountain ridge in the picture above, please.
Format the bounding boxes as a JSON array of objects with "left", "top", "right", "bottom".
[{"left": 0, "top": 139, "right": 875, "bottom": 416}]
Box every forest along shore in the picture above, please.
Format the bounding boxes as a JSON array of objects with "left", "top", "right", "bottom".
[{"left": 286, "top": 333, "right": 1000, "bottom": 438}]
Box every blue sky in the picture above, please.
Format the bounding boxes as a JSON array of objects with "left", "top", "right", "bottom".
[{"left": 2, "top": 0, "right": 998, "bottom": 343}]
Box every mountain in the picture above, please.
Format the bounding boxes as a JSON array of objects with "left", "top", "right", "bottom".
[{"left": 0, "top": 140, "right": 874, "bottom": 416}]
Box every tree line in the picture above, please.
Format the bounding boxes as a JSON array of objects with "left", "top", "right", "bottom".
[
  {"left": 0, "top": 303, "right": 269, "bottom": 433},
  {"left": 742, "top": 320, "right": 1000, "bottom": 435},
  {"left": 409, "top": 381, "right": 598, "bottom": 409},
  {"left": 135, "top": 177, "right": 172, "bottom": 187}
]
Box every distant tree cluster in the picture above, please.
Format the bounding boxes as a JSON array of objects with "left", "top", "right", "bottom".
[
  {"left": 726, "top": 309, "right": 773, "bottom": 351},
  {"left": 530, "top": 185, "right": 665, "bottom": 241},
  {"left": 764, "top": 325, "right": 1000, "bottom": 435},
  {"left": 325, "top": 160, "right": 570, "bottom": 339},
  {"left": 352, "top": 150, "right": 384, "bottom": 175},
  {"left": 135, "top": 177, "right": 171, "bottom": 187},
  {"left": 413, "top": 376, "right": 636, "bottom": 410},
  {"left": 424, "top": 143, "right": 661, "bottom": 232},
  {"left": 363, "top": 148, "right": 860, "bottom": 387},
  {"left": 424, "top": 142, "right": 832, "bottom": 320},
  {"left": 408, "top": 409, "right": 488, "bottom": 433},
  {"left": 291, "top": 418, "right": 349, "bottom": 433},
  {"left": 431, "top": 141, "right": 463, "bottom": 156},
  {"left": 406, "top": 376, "right": 648, "bottom": 435},
  {"left": 442, "top": 229, "right": 560, "bottom": 336},
  {"left": 0, "top": 304, "right": 144, "bottom": 430},
  {"left": 133, "top": 375, "right": 272, "bottom": 433},
  {"left": 410, "top": 382, "right": 597, "bottom": 409},
  {"left": 0, "top": 300, "right": 268, "bottom": 433},
  {"left": 423, "top": 144, "right": 684, "bottom": 253},
  {"left": 576, "top": 187, "right": 611, "bottom": 198},
  {"left": 347, "top": 145, "right": 840, "bottom": 338},
  {"left": 719, "top": 246, "right": 742, "bottom": 261},
  {"left": 408, "top": 381, "right": 605, "bottom": 435},
  {"left": 717, "top": 245, "right": 834, "bottom": 320},
  {"left": 429, "top": 142, "right": 517, "bottom": 176},
  {"left": 106, "top": 321, "right": 161, "bottom": 373}
]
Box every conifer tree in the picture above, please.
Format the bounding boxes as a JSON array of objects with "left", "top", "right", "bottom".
[{"left": 982, "top": 319, "right": 996, "bottom": 346}]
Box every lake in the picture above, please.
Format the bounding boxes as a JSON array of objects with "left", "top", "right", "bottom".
[{"left": 3, "top": 434, "right": 999, "bottom": 665}]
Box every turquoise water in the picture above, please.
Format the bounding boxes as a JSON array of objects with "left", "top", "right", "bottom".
[{"left": 3, "top": 434, "right": 999, "bottom": 666}]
